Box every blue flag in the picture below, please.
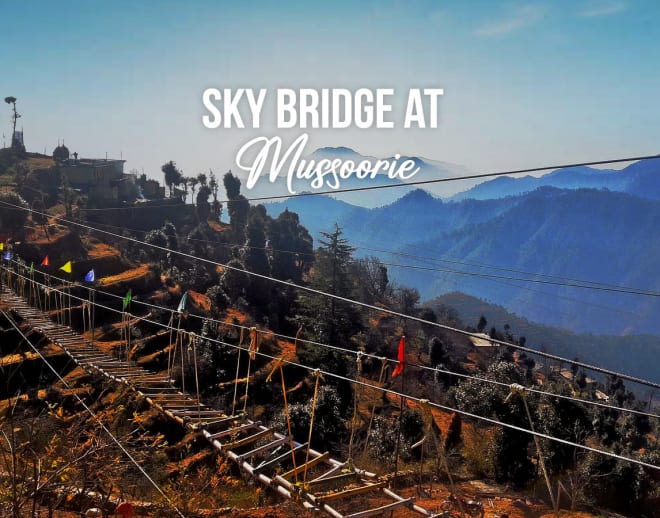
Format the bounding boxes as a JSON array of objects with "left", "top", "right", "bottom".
[
  {"left": 85, "top": 269, "right": 95, "bottom": 282},
  {"left": 3, "top": 251, "right": 12, "bottom": 261}
]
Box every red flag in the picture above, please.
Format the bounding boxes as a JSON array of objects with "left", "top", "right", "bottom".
[
  {"left": 41, "top": 255, "right": 50, "bottom": 267},
  {"left": 392, "top": 336, "right": 406, "bottom": 378}
]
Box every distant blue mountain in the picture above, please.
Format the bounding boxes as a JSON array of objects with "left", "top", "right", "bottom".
[
  {"left": 241, "top": 146, "right": 477, "bottom": 208},
  {"left": 268, "top": 181, "right": 660, "bottom": 335},
  {"left": 450, "top": 158, "right": 660, "bottom": 201},
  {"left": 266, "top": 188, "right": 520, "bottom": 247},
  {"left": 389, "top": 187, "right": 660, "bottom": 335}
]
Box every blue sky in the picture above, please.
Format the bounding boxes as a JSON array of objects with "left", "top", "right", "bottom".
[{"left": 2, "top": 0, "right": 659, "bottom": 184}]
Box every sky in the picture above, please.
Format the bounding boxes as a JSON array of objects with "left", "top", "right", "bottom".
[{"left": 1, "top": 0, "right": 659, "bottom": 188}]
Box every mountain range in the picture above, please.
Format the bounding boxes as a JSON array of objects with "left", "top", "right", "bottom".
[
  {"left": 450, "top": 157, "right": 660, "bottom": 201},
  {"left": 266, "top": 155, "right": 660, "bottom": 336},
  {"left": 240, "top": 146, "right": 478, "bottom": 208}
]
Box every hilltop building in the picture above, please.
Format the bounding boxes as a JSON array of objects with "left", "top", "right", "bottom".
[{"left": 56, "top": 153, "right": 134, "bottom": 204}]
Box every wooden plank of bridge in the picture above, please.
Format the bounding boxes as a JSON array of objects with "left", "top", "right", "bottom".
[
  {"left": 195, "top": 413, "right": 246, "bottom": 431},
  {"left": 280, "top": 451, "right": 330, "bottom": 480},
  {"left": 254, "top": 442, "right": 308, "bottom": 473},
  {"left": 315, "top": 481, "right": 386, "bottom": 503},
  {"left": 148, "top": 397, "right": 197, "bottom": 404},
  {"left": 305, "top": 472, "right": 360, "bottom": 490},
  {"left": 208, "top": 421, "right": 261, "bottom": 440},
  {"left": 174, "top": 409, "right": 230, "bottom": 416},
  {"left": 223, "top": 428, "right": 273, "bottom": 450},
  {"left": 235, "top": 435, "right": 289, "bottom": 462}
]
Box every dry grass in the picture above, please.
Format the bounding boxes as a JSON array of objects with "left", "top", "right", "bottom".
[
  {"left": 87, "top": 241, "right": 121, "bottom": 259},
  {"left": 225, "top": 308, "right": 249, "bottom": 325},
  {"left": 189, "top": 290, "right": 211, "bottom": 312},
  {"left": 99, "top": 264, "right": 150, "bottom": 286}
]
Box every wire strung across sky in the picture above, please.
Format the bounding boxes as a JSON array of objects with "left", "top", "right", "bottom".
[
  {"left": 374, "top": 259, "right": 660, "bottom": 297},
  {"left": 350, "top": 241, "right": 660, "bottom": 294},
  {"left": 63, "top": 216, "right": 651, "bottom": 322},
  {"left": 75, "top": 152, "right": 660, "bottom": 210},
  {"left": 71, "top": 216, "right": 660, "bottom": 298},
  {"left": 1, "top": 267, "right": 658, "bottom": 471},
  {"left": 2, "top": 197, "right": 660, "bottom": 390},
  {"left": 13, "top": 261, "right": 657, "bottom": 421}
]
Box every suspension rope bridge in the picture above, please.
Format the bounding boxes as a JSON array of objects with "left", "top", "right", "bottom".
[
  {"left": 3, "top": 260, "right": 658, "bottom": 470},
  {"left": 0, "top": 269, "right": 438, "bottom": 518}
]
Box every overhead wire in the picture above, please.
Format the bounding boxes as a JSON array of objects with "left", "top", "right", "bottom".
[
  {"left": 2, "top": 267, "right": 658, "bottom": 472},
  {"left": 65, "top": 214, "right": 646, "bottom": 323},
  {"left": 2, "top": 198, "right": 660, "bottom": 390},
  {"left": 9, "top": 259, "right": 658, "bottom": 420},
  {"left": 350, "top": 241, "right": 659, "bottom": 295},
  {"left": 73, "top": 153, "right": 660, "bottom": 209},
  {"left": 5, "top": 246, "right": 660, "bottom": 394},
  {"left": 67, "top": 213, "right": 656, "bottom": 301},
  {"left": 77, "top": 216, "right": 660, "bottom": 299},
  {"left": 375, "top": 259, "right": 660, "bottom": 297},
  {"left": 35, "top": 204, "right": 649, "bottom": 330}
]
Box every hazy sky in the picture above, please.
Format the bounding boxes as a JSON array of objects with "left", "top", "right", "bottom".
[{"left": 2, "top": 0, "right": 659, "bottom": 186}]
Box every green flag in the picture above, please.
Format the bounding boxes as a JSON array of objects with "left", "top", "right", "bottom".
[
  {"left": 122, "top": 289, "right": 132, "bottom": 311},
  {"left": 29, "top": 262, "right": 34, "bottom": 274}
]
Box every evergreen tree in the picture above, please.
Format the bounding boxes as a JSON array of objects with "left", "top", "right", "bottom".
[
  {"left": 244, "top": 204, "right": 271, "bottom": 308},
  {"left": 428, "top": 336, "right": 446, "bottom": 367},
  {"left": 477, "top": 315, "right": 488, "bottom": 333},
  {"left": 161, "top": 161, "right": 183, "bottom": 198},
  {"left": 297, "top": 224, "right": 361, "bottom": 349},
  {"left": 208, "top": 170, "right": 222, "bottom": 221},
  {"left": 223, "top": 171, "right": 249, "bottom": 242},
  {"left": 269, "top": 208, "right": 313, "bottom": 282},
  {"left": 162, "top": 221, "right": 178, "bottom": 251},
  {"left": 196, "top": 185, "right": 212, "bottom": 222}
]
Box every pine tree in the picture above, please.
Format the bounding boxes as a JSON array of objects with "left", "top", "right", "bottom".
[
  {"left": 297, "top": 224, "right": 360, "bottom": 349},
  {"left": 223, "top": 171, "right": 249, "bottom": 242}
]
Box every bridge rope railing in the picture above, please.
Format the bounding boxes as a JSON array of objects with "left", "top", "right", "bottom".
[{"left": 4, "top": 255, "right": 658, "bottom": 422}]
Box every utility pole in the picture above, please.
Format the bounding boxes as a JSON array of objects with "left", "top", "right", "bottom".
[{"left": 4, "top": 96, "right": 21, "bottom": 148}]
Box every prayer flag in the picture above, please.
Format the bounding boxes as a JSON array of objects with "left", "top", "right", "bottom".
[
  {"left": 41, "top": 255, "right": 50, "bottom": 267},
  {"left": 29, "top": 262, "right": 34, "bottom": 274},
  {"left": 122, "top": 289, "right": 132, "bottom": 310},
  {"left": 248, "top": 326, "right": 261, "bottom": 360},
  {"left": 177, "top": 291, "right": 188, "bottom": 313},
  {"left": 3, "top": 251, "right": 12, "bottom": 261},
  {"left": 392, "top": 336, "right": 406, "bottom": 378},
  {"left": 85, "top": 269, "right": 95, "bottom": 282},
  {"left": 59, "top": 261, "right": 72, "bottom": 273}
]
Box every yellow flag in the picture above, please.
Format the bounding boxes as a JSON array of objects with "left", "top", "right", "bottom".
[
  {"left": 0, "top": 243, "right": 4, "bottom": 251},
  {"left": 60, "top": 261, "right": 72, "bottom": 273}
]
